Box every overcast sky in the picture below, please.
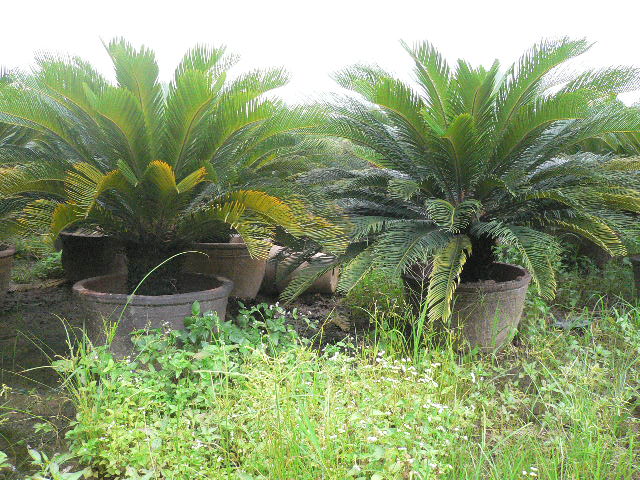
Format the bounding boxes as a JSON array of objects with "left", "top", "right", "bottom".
[{"left": 2, "top": 0, "right": 639, "bottom": 102}]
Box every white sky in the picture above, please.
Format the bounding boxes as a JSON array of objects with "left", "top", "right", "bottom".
[{"left": 2, "top": 0, "right": 640, "bottom": 103}]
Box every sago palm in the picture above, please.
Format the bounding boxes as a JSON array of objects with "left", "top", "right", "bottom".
[
  {"left": 310, "top": 38, "right": 640, "bottom": 321},
  {"left": 0, "top": 68, "right": 41, "bottom": 242},
  {"left": 0, "top": 40, "right": 343, "bottom": 294}
]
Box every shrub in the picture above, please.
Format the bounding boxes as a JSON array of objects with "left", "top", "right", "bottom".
[{"left": 308, "top": 38, "right": 640, "bottom": 322}]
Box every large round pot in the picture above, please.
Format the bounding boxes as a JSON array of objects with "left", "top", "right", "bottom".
[
  {"left": 60, "top": 231, "right": 125, "bottom": 284},
  {"left": 260, "top": 245, "right": 339, "bottom": 296},
  {"left": 73, "top": 272, "right": 233, "bottom": 357},
  {"left": 578, "top": 239, "right": 612, "bottom": 270},
  {"left": 183, "top": 237, "right": 266, "bottom": 299},
  {"left": 402, "top": 263, "right": 531, "bottom": 352},
  {"left": 630, "top": 255, "right": 640, "bottom": 295},
  {"left": 0, "top": 245, "right": 16, "bottom": 297}
]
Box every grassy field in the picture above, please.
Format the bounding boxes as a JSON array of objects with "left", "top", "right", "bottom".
[{"left": 1, "top": 260, "right": 640, "bottom": 479}]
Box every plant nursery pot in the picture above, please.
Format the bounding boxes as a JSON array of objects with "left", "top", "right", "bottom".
[
  {"left": 630, "top": 255, "right": 640, "bottom": 295},
  {"left": 60, "top": 231, "right": 125, "bottom": 284},
  {"left": 183, "top": 237, "right": 266, "bottom": 299},
  {"left": 578, "top": 239, "right": 612, "bottom": 270},
  {"left": 402, "top": 262, "right": 531, "bottom": 352},
  {"left": 73, "top": 272, "right": 233, "bottom": 357},
  {"left": 0, "top": 245, "right": 16, "bottom": 297},
  {"left": 260, "top": 245, "right": 339, "bottom": 296}
]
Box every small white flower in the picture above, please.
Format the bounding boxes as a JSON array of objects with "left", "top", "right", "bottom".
[{"left": 367, "top": 436, "right": 378, "bottom": 442}]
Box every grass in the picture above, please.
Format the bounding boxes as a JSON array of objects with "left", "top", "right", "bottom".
[{"left": 2, "top": 260, "right": 640, "bottom": 479}]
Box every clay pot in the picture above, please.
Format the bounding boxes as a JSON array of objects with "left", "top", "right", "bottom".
[
  {"left": 403, "top": 263, "right": 531, "bottom": 352},
  {"left": 630, "top": 255, "right": 640, "bottom": 295},
  {"left": 60, "top": 231, "right": 125, "bottom": 284},
  {"left": 578, "top": 240, "right": 612, "bottom": 270},
  {"left": 0, "top": 245, "right": 16, "bottom": 297},
  {"left": 260, "top": 245, "right": 339, "bottom": 295},
  {"left": 183, "top": 237, "right": 266, "bottom": 299},
  {"left": 73, "top": 272, "right": 233, "bottom": 356}
]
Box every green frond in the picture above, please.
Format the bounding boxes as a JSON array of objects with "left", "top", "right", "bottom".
[
  {"left": 163, "top": 69, "right": 226, "bottom": 174},
  {"left": 142, "top": 160, "right": 179, "bottom": 207},
  {"left": 105, "top": 38, "right": 164, "bottom": 153},
  {"left": 425, "top": 199, "right": 482, "bottom": 233},
  {"left": 175, "top": 44, "right": 236, "bottom": 80},
  {"left": 89, "top": 86, "right": 151, "bottom": 170},
  {"left": 471, "top": 221, "right": 560, "bottom": 299},
  {"left": 401, "top": 40, "right": 451, "bottom": 129},
  {"left": 279, "top": 253, "right": 340, "bottom": 304},
  {"left": 544, "top": 214, "right": 627, "bottom": 256},
  {"left": 426, "top": 235, "right": 472, "bottom": 322},
  {"left": 494, "top": 38, "right": 591, "bottom": 138}
]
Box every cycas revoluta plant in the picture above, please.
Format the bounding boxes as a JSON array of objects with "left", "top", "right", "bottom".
[
  {"left": 310, "top": 38, "right": 640, "bottom": 322},
  {"left": 0, "top": 39, "right": 343, "bottom": 294},
  {"left": 0, "top": 68, "right": 40, "bottom": 243}
]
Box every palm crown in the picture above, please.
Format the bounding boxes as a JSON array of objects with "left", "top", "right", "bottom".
[
  {"left": 0, "top": 39, "right": 343, "bottom": 291},
  {"left": 314, "top": 38, "right": 640, "bottom": 321}
]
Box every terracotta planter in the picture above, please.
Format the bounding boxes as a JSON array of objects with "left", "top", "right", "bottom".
[
  {"left": 73, "top": 272, "right": 233, "bottom": 356},
  {"left": 578, "top": 240, "right": 612, "bottom": 270},
  {"left": 183, "top": 237, "right": 266, "bottom": 299},
  {"left": 0, "top": 245, "right": 16, "bottom": 297},
  {"left": 260, "top": 245, "right": 339, "bottom": 295},
  {"left": 60, "top": 231, "right": 125, "bottom": 284},
  {"left": 630, "top": 255, "right": 640, "bottom": 295},
  {"left": 403, "top": 263, "right": 531, "bottom": 352}
]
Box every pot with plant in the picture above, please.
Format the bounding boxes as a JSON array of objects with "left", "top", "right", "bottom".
[
  {"left": 59, "top": 229, "right": 125, "bottom": 283},
  {"left": 308, "top": 38, "right": 640, "bottom": 351},
  {"left": 0, "top": 72, "right": 38, "bottom": 296},
  {"left": 0, "top": 244, "right": 15, "bottom": 296},
  {"left": 0, "top": 39, "right": 342, "bottom": 352}
]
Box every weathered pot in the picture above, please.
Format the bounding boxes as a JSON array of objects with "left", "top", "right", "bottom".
[
  {"left": 60, "top": 231, "right": 125, "bottom": 284},
  {"left": 73, "top": 272, "right": 233, "bottom": 356},
  {"left": 183, "top": 237, "right": 266, "bottom": 299},
  {"left": 0, "top": 245, "right": 16, "bottom": 297},
  {"left": 403, "top": 263, "right": 531, "bottom": 352},
  {"left": 630, "top": 255, "right": 640, "bottom": 295},
  {"left": 578, "top": 239, "right": 612, "bottom": 270},
  {"left": 260, "top": 245, "right": 339, "bottom": 295}
]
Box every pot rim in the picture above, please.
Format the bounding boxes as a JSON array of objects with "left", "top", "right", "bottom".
[
  {"left": 405, "top": 262, "right": 531, "bottom": 294},
  {"left": 60, "top": 229, "right": 109, "bottom": 238},
  {"left": 73, "top": 272, "right": 234, "bottom": 306},
  {"left": 192, "top": 241, "right": 249, "bottom": 250},
  {"left": 0, "top": 245, "right": 16, "bottom": 259}
]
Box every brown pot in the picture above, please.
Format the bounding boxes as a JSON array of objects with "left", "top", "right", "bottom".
[
  {"left": 0, "top": 245, "right": 16, "bottom": 297},
  {"left": 60, "top": 231, "right": 125, "bottom": 284},
  {"left": 260, "top": 245, "right": 339, "bottom": 295},
  {"left": 578, "top": 240, "right": 613, "bottom": 270},
  {"left": 630, "top": 255, "right": 640, "bottom": 295},
  {"left": 73, "top": 272, "right": 233, "bottom": 357},
  {"left": 403, "top": 263, "right": 531, "bottom": 352},
  {"left": 183, "top": 238, "right": 266, "bottom": 299}
]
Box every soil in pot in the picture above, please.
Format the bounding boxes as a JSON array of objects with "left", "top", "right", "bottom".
[
  {"left": 73, "top": 272, "right": 233, "bottom": 356},
  {"left": 183, "top": 236, "right": 267, "bottom": 299},
  {"left": 0, "top": 245, "right": 16, "bottom": 297},
  {"left": 403, "top": 262, "right": 531, "bottom": 352},
  {"left": 60, "top": 231, "right": 125, "bottom": 284}
]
